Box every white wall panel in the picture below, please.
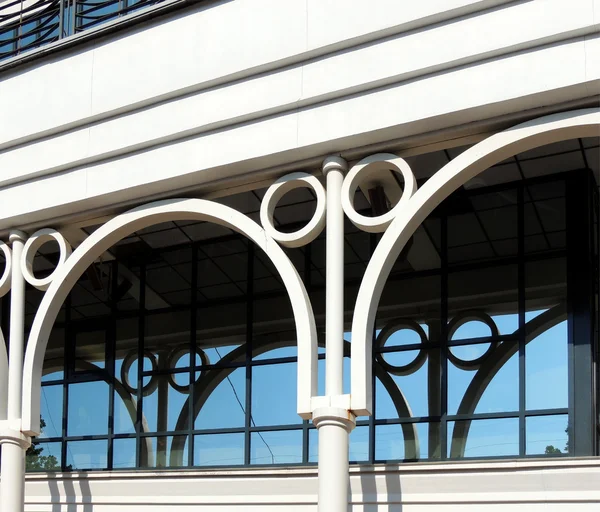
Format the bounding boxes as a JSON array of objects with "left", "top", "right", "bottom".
[
  {"left": 17, "top": 459, "right": 600, "bottom": 511},
  {"left": 0, "top": 0, "right": 597, "bottom": 229},
  {"left": 0, "top": 50, "right": 94, "bottom": 145}
]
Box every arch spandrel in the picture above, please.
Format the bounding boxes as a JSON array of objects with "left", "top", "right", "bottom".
[
  {"left": 350, "top": 107, "right": 600, "bottom": 416},
  {"left": 21, "top": 198, "right": 318, "bottom": 436}
]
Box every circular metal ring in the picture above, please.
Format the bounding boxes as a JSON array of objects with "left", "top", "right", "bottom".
[
  {"left": 120, "top": 350, "right": 158, "bottom": 396},
  {"left": 375, "top": 319, "right": 428, "bottom": 376},
  {"left": 0, "top": 241, "right": 12, "bottom": 297},
  {"left": 260, "top": 172, "right": 326, "bottom": 248},
  {"left": 341, "top": 153, "right": 417, "bottom": 233},
  {"left": 447, "top": 310, "right": 498, "bottom": 370},
  {"left": 166, "top": 345, "right": 209, "bottom": 393},
  {"left": 21, "top": 228, "right": 72, "bottom": 291}
]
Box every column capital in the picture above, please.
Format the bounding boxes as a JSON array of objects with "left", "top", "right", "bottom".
[
  {"left": 8, "top": 230, "right": 27, "bottom": 245},
  {"left": 322, "top": 155, "right": 348, "bottom": 176}
]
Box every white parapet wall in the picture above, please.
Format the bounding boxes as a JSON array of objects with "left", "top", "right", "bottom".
[
  {"left": 16, "top": 459, "right": 600, "bottom": 511},
  {"left": 0, "top": 0, "right": 598, "bottom": 230}
]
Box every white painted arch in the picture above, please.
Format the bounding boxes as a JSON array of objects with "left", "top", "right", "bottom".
[
  {"left": 350, "top": 107, "right": 600, "bottom": 416},
  {"left": 21, "top": 198, "right": 318, "bottom": 435}
]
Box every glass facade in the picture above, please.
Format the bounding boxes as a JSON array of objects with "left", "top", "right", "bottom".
[{"left": 19, "top": 168, "right": 598, "bottom": 471}]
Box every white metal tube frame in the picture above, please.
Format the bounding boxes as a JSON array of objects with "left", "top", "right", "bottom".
[{"left": 0, "top": 231, "right": 30, "bottom": 512}]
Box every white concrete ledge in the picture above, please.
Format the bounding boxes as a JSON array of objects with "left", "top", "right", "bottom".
[{"left": 17, "top": 458, "right": 600, "bottom": 510}]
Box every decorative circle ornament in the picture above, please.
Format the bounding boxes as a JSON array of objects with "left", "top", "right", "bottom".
[
  {"left": 447, "top": 310, "right": 498, "bottom": 370},
  {"left": 260, "top": 172, "right": 326, "bottom": 248},
  {"left": 21, "top": 229, "right": 72, "bottom": 291},
  {"left": 375, "top": 319, "right": 429, "bottom": 376},
  {"left": 120, "top": 350, "right": 159, "bottom": 395},
  {"left": 0, "top": 241, "right": 12, "bottom": 297},
  {"left": 166, "top": 345, "right": 210, "bottom": 393},
  {"left": 341, "top": 153, "right": 417, "bottom": 233}
]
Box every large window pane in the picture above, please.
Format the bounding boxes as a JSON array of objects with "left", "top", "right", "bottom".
[
  {"left": 26, "top": 441, "right": 62, "bottom": 472},
  {"left": 252, "top": 363, "right": 299, "bottom": 426},
  {"left": 308, "top": 429, "right": 318, "bottom": 463},
  {"left": 524, "top": 181, "right": 566, "bottom": 254},
  {"left": 375, "top": 350, "right": 434, "bottom": 419},
  {"left": 448, "top": 418, "right": 519, "bottom": 458},
  {"left": 250, "top": 430, "right": 302, "bottom": 465},
  {"left": 469, "top": 189, "right": 519, "bottom": 257},
  {"left": 526, "top": 321, "right": 568, "bottom": 410},
  {"left": 448, "top": 265, "right": 518, "bottom": 339},
  {"left": 526, "top": 414, "right": 569, "bottom": 455},
  {"left": 447, "top": 342, "right": 518, "bottom": 415},
  {"left": 42, "top": 328, "right": 64, "bottom": 382},
  {"left": 525, "top": 258, "right": 568, "bottom": 411},
  {"left": 194, "top": 433, "right": 245, "bottom": 467},
  {"left": 140, "top": 436, "right": 188, "bottom": 468},
  {"left": 113, "top": 386, "right": 137, "bottom": 435},
  {"left": 196, "top": 304, "right": 245, "bottom": 366},
  {"left": 379, "top": 274, "right": 441, "bottom": 342},
  {"left": 68, "top": 381, "right": 109, "bottom": 436},
  {"left": 375, "top": 422, "right": 438, "bottom": 461},
  {"left": 195, "top": 367, "right": 246, "bottom": 430},
  {"left": 73, "top": 328, "right": 106, "bottom": 371},
  {"left": 66, "top": 440, "right": 107, "bottom": 470},
  {"left": 144, "top": 310, "right": 190, "bottom": 369},
  {"left": 39, "top": 385, "right": 63, "bottom": 439},
  {"left": 349, "top": 426, "right": 369, "bottom": 462},
  {"left": 113, "top": 438, "right": 136, "bottom": 469}
]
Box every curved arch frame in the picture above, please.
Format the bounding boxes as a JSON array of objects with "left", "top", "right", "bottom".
[
  {"left": 21, "top": 198, "right": 318, "bottom": 435},
  {"left": 350, "top": 107, "right": 600, "bottom": 416}
]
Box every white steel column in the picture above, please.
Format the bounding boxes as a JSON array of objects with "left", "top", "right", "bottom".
[
  {"left": 314, "top": 157, "right": 356, "bottom": 512},
  {"left": 324, "top": 157, "right": 346, "bottom": 397},
  {"left": 1, "top": 231, "right": 30, "bottom": 512}
]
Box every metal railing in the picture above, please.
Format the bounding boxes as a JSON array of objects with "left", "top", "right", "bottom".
[{"left": 0, "top": 0, "right": 167, "bottom": 62}]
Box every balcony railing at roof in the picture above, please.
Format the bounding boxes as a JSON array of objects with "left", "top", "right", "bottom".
[{"left": 0, "top": 0, "right": 167, "bottom": 62}]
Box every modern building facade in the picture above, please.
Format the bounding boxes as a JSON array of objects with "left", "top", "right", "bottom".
[{"left": 0, "top": 0, "right": 599, "bottom": 510}]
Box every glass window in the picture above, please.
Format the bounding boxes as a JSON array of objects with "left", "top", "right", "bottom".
[
  {"left": 447, "top": 342, "right": 519, "bottom": 416},
  {"left": 30, "top": 170, "right": 596, "bottom": 470},
  {"left": 113, "top": 438, "right": 136, "bottom": 469},
  {"left": 375, "top": 423, "right": 438, "bottom": 461},
  {"left": 448, "top": 418, "right": 519, "bottom": 458},
  {"left": 526, "top": 414, "right": 569, "bottom": 455},
  {"left": 375, "top": 350, "right": 434, "bottom": 419},
  {"left": 42, "top": 328, "right": 65, "bottom": 382},
  {"left": 349, "top": 426, "right": 370, "bottom": 462},
  {"left": 525, "top": 258, "right": 568, "bottom": 411},
  {"left": 73, "top": 328, "right": 106, "bottom": 371},
  {"left": 250, "top": 430, "right": 302, "bottom": 465},
  {"left": 141, "top": 436, "right": 188, "bottom": 468},
  {"left": 252, "top": 363, "right": 300, "bottom": 426},
  {"left": 39, "top": 385, "right": 63, "bottom": 439},
  {"left": 66, "top": 440, "right": 108, "bottom": 470},
  {"left": 195, "top": 367, "right": 246, "bottom": 430},
  {"left": 26, "top": 441, "right": 61, "bottom": 472},
  {"left": 194, "top": 433, "right": 245, "bottom": 467},
  {"left": 67, "top": 381, "right": 109, "bottom": 436}
]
